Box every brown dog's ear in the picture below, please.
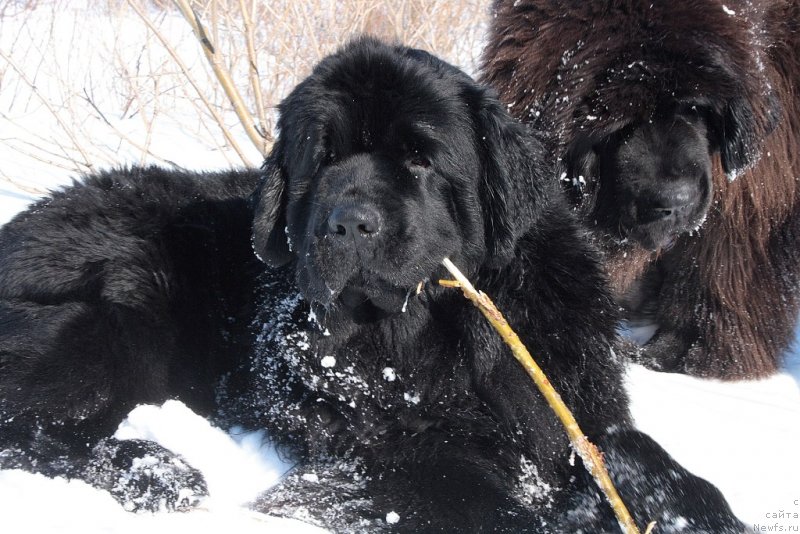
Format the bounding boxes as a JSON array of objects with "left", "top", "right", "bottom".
[
  {"left": 251, "top": 145, "right": 292, "bottom": 267},
  {"left": 474, "top": 89, "right": 550, "bottom": 268},
  {"left": 711, "top": 90, "right": 781, "bottom": 179}
]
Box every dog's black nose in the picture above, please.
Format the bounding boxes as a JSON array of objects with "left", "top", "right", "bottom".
[
  {"left": 327, "top": 204, "right": 382, "bottom": 239},
  {"left": 636, "top": 180, "right": 699, "bottom": 224}
]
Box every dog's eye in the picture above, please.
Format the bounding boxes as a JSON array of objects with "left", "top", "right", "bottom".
[
  {"left": 409, "top": 155, "right": 430, "bottom": 169},
  {"left": 324, "top": 149, "right": 337, "bottom": 164}
]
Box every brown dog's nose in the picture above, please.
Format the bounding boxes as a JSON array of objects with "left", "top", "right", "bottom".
[
  {"left": 636, "top": 180, "right": 699, "bottom": 225},
  {"left": 327, "top": 204, "right": 382, "bottom": 240}
]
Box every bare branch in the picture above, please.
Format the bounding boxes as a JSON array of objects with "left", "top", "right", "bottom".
[
  {"left": 0, "top": 48, "right": 93, "bottom": 170},
  {"left": 238, "top": 0, "right": 271, "bottom": 152},
  {"left": 173, "top": 0, "right": 269, "bottom": 156},
  {"left": 125, "top": 0, "right": 255, "bottom": 166}
]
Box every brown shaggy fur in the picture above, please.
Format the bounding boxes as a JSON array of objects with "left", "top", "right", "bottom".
[{"left": 481, "top": 0, "right": 800, "bottom": 379}]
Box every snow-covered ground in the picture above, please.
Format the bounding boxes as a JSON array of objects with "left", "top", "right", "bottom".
[
  {"left": 2, "top": 3, "right": 799, "bottom": 533},
  {"left": 0, "top": 401, "right": 325, "bottom": 534},
  {"left": 629, "top": 361, "right": 800, "bottom": 531}
]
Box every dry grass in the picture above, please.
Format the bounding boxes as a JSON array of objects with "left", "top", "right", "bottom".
[{"left": 0, "top": 0, "right": 488, "bottom": 192}]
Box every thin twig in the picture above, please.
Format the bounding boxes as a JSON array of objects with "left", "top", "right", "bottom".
[
  {"left": 0, "top": 172, "right": 46, "bottom": 196},
  {"left": 0, "top": 49, "right": 93, "bottom": 170},
  {"left": 125, "top": 0, "right": 254, "bottom": 167},
  {"left": 173, "top": 0, "right": 269, "bottom": 155},
  {"left": 176, "top": 82, "right": 240, "bottom": 169},
  {"left": 440, "top": 258, "right": 644, "bottom": 534},
  {"left": 238, "top": 0, "right": 272, "bottom": 152},
  {"left": 78, "top": 87, "right": 176, "bottom": 169}
]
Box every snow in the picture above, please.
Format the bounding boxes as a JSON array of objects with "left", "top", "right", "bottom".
[
  {"left": 114, "top": 400, "right": 288, "bottom": 508},
  {"left": 627, "top": 361, "right": 800, "bottom": 530},
  {"left": 0, "top": 401, "right": 326, "bottom": 534},
  {"left": 0, "top": 1, "right": 263, "bottom": 210},
  {"left": 0, "top": 182, "right": 36, "bottom": 225},
  {"left": 1, "top": 3, "right": 799, "bottom": 533},
  {"left": 382, "top": 367, "right": 397, "bottom": 381},
  {"left": 403, "top": 391, "right": 421, "bottom": 405},
  {"left": 301, "top": 473, "right": 320, "bottom": 483}
]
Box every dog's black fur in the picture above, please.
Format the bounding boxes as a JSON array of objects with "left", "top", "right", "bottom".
[{"left": 0, "top": 38, "right": 744, "bottom": 532}]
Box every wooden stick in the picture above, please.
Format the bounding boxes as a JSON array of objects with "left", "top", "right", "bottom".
[
  {"left": 238, "top": 0, "right": 273, "bottom": 153},
  {"left": 440, "top": 257, "right": 642, "bottom": 534},
  {"left": 173, "top": 0, "right": 269, "bottom": 156}
]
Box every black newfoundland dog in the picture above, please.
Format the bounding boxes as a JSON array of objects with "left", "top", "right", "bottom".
[
  {"left": 482, "top": 0, "right": 800, "bottom": 379},
  {"left": 0, "top": 38, "right": 744, "bottom": 532}
]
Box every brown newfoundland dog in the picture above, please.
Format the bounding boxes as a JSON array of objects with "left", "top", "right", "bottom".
[{"left": 481, "top": 0, "right": 800, "bottom": 379}]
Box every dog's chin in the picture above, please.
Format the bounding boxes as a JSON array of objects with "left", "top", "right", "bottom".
[
  {"left": 627, "top": 224, "right": 679, "bottom": 252},
  {"left": 627, "top": 210, "right": 711, "bottom": 251},
  {"left": 337, "top": 285, "right": 410, "bottom": 322},
  {"left": 596, "top": 220, "right": 677, "bottom": 253}
]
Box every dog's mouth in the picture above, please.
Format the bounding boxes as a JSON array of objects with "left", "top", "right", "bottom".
[
  {"left": 296, "top": 233, "right": 444, "bottom": 317},
  {"left": 625, "top": 221, "right": 680, "bottom": 251},
  {"left": 336, "top": 284, "right": 408, "bottom": 322},
  {"left": 340, "top": 279, "right": 408, "bottom": 310},
  {"left": 298, "top": 260, "right": 426, "bottom": 319},
  {"left": 617, "top": 198, "right": 708, "bottom": 252}
]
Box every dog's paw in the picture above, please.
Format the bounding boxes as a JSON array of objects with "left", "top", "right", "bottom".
[
  {"left": 633, "top": 330, "right": 691, "bottom": 373},
  {"left": 254, "top": 463, "right": 379, "bottom": 531},
  {"left": 83, "top": 438, "right": 208, "bottom": 512}
]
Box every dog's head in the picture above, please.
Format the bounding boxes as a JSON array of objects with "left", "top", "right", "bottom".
[
  {"left": 252, "top": 37, "right": 548, "bottom": 316},
  {"left": 566, "top": 105, "right": 714, "bottom": 251},
  {"left": 566, "top": 95, "right": 779, "bottom": 252},
  {"left": 525, "top": 3, "right": 783, "bottom": 253}
]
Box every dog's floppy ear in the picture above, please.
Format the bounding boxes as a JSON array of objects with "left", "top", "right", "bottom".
[
  {"left": 251, "top": 143, "right": 292, "bottom": 267},
  {"left": 712, "top": 91, "right": 781, "bottom": 179},
  {"left": 474, "top": 89, "right": 550, "bottom": 268}
]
